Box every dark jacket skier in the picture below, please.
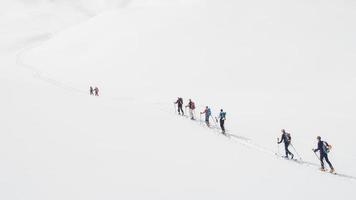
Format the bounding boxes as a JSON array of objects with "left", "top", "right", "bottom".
[
  {"left": 218, "top": 109, "right": 226, "bottom": 134},
  {"left": 313, "top": 136, "right": 334, "bottom": 173},
  {"left": 90, "top": 86, "right": 94, "bottom": 95},
  {"left": 278, "top": 129, "right": 294, "bottom": 159},
  {"left": 174, "top": 97, "right": 184, "bottom": 115}
]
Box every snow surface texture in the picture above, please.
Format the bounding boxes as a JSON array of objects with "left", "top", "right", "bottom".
[{"left": 1, "top": 0, "right": 356, "bottom": 199}]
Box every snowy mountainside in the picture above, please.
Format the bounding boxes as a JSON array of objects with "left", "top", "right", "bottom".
[{"left": 1, "top": 0, "right": 356, "bottom": 199}]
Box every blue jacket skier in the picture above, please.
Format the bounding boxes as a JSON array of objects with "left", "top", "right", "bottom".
[
  {"left": 174, "top": 97, "right": 184, "bottom": 115},
  {"left": 200, "top": 106, "right": 211, "bottom": 127}
]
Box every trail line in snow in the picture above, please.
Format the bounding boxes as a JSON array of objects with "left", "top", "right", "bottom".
[
  {"left": 155, "top": 102, "right": 356, "bottom": 181},
  {"left": 15, "top": 31, "right": 136, "bottom": 103},
  {"left": 15, "top": 33, "right": 87, "bottom": 95},
  {"left": 13, "top": 19, "right": 356, "bottom": 181},
  {"left": 16, "top": 38, "right": 356, "bottom": 181}
]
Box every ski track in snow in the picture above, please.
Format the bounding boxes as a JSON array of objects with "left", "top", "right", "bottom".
[
  {"left": 14, "top": 7, "right": 356, "bottom": 183},
  {"left": 17, "top": 32, "right": 356, "bottom": 182},
  {"left": 156, "top": 103, "right": 356, "bottom": 181},
  {"left": 16, "top": 33, "right": 87, "bottom": 95},
  {"left": 15, "top": 20, "right": 135, "bottom": 103}
]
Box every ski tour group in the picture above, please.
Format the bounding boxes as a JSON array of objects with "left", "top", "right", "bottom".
[
  {"left": 89, "top": 86, "right": 100, "bottom": 96},
  {"left": 174, "top": 97, "right": 335, "bottom": 174},
  {"left": 174, "top": 97, "right": 226, "bottom": 134}
]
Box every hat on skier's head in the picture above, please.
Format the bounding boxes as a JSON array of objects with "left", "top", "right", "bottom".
[
  {"left": 317, "top": 136, "right": 321, "bottom": 140},
  {"left": 220, "top": 109, "right": 223, "bottom": 112},
  {"left": 281, "top": 129, "right": 286, "bottom": 133}
]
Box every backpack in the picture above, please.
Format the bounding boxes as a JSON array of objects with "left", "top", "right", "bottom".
[
  {"left": 322, "top": 142, "right": 331, "bottom": 153},
  {"left": 191, "top": 102, "right": 195, "bottom": 109},
  {"left": 220, "top": 112, "right": 226, "bottom": 119},
  {"left": 286, "top": 133, "right": 291, "bottom": 142},
  {"left": 207, "top": 108, "right": 211, "bottom": 116},
  {"left": 178, "top": 98, "right": 183, "bottom": 105}
]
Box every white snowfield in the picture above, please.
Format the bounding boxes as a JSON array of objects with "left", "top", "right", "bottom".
[{"left": 1, "top": 0, "right": 356, "bottom": 199}]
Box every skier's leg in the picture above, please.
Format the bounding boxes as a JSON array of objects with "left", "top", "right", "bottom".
[
  {"left": 284, "top": 143, "right": 289, "bottom": 157},
  {"left": 205, "top": 116, "right": 210, "bottom": 127},
  {"left": 324, "top": 154, "right": 334, "bottom": 170},
  {"left": 222, "top": 120, "right": 225, "bottom": 132},
  {"left": 286, "top": 143, "right": 294, "bottom": 158},
  {"left": 178, "top": 105, "right": 181, "bottom": 115},
  {"left": 220, "top": 119, "right": 225, "bottom": 133},
  {"left": 320, "top": 154, "right": 325, "bottom": 169}
]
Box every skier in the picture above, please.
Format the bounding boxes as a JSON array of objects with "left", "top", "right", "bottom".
[
  {"left": 313, "top": 136, "right": 335, "bottom": 173},
  {"left": 94, "top": 87, "right": 99, "bottom": 96},
  {"left": 174, "top": 97, "right": 184, "bottom": 115},
  {"left": 185, "top": 99, "right": 196, "bottom": 120},
  {"left": 200, "top": 106, "right": 211, "bottom": 127},
  {"left": 90, "top": 86, "right": 94, "bottom": 96},
  {"left": 278, "top": 129, "right": 294, "bottom": 159},
  {"left": 217, "top": 109, "right": 226, "bottom": 134}
]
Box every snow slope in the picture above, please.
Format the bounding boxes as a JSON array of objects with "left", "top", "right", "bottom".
[{"left": 1, "top": 0, "right": 356, "bottom": 199}]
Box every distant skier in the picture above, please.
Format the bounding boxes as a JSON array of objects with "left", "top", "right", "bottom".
[
  {"left": 200, "top": 106, "right": 212, "bottom": 127},
  {"left": 94, "top": 87, "right": 99, "bottom": 96},
  {"left": 278, "top": 129, "right": 294, "bottom": 159},
  {"left": 313, "top": 136, "right": 335, "bottom": 173},
  {"left": 185, "top": 99, "right": 196, "bottom": 120},
  {"left": 174, "top": 97, "right": 184, "bottom": 115},
  {"left": 217, "top": 109, "right": 226, "bottom": 134},
  {"left": 90, "top": 86, "right": 94, "bottom": 96}
]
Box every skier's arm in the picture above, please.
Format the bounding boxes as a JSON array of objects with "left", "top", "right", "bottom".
[
  {"left": 314, "top": 142, "right": 321, "bottom": 152},
  {"left": 278, "top": 135, "right": 283, "bottom": 144}
]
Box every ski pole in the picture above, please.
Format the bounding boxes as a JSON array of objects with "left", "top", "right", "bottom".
[
  {"left": 277, "top": 138, "right": 280, "bottom": 155},
  {"left": 216, "top": 117, "right": 220, "bottom": 131},
  {"left": 211, "top": 115, "right": 218, "bottom": 129},
  {"left": 313, "top": 150, "right": 320, "bottom": 160},
  {"left": 291, "top": 143, "right": 302, "bottom": 161}
]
